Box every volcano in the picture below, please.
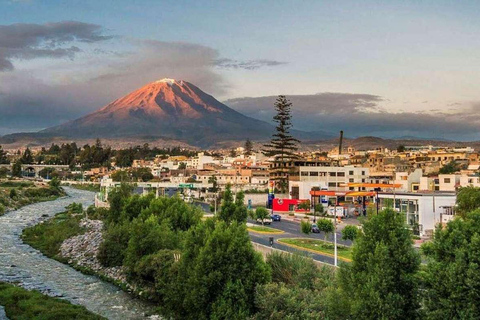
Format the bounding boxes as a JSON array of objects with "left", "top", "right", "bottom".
[{"left": 41, "top": 78, "right": 280, "bottom": 146}]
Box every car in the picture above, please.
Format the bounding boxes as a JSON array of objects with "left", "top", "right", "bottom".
[
  {"left": 271, "top": 214, "right": 281, "bottom": 221},
  {"left": 311, "top": 224, "right": 320, "bottom": 233},
  {"left": 256, "top": 217, "right": 272, "bottom": 225}
]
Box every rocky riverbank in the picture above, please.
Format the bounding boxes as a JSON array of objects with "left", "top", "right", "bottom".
[{"left": 60, "top": 219, "right": 129, "bottom": 287}]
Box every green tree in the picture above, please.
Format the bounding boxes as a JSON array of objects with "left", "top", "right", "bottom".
[
  {"left": 439, "top": 160, "right": 460, "bottom": 174},
  {"left": 12, "top": 160, "right": 22, "bottom": 177},
  {"left": 456, "top": 186, "right": 480, "bottom": 217},
  {"left": 208, "top": 175, "right": 218, "bottom": 193},
  {"left": 422, "top": 210, "right": 480, "bottom": 319},
  {"left": 218, "top": 184, "right": 247, "bottom": 224},
  {"left": 163, "top": 220, "right": 270, "bottom": 319},
  {"left": 254, "top": 207, "right": 270, "bottom": 225},
  {"left": 297, "top": 200, "right": 311, "bottom": 211},
  {"left": 397, "top": 145, "right": 406, "bottom": 153},
  {"left": 244, "top": 138, "right": 253, "bottom": 156},
  {"left": 263, "top": 95, "right": 300, "bottom": 193},
  {"left": 317, "top": 218, "right": 334, "bottom": 240},
  {"left": 0, "top": 145, "right": 9, "bottom": 164},
  {"left": 111, "top": 170, "right": 130, "bottom": 182},
  {"left": 48, "top": 177, "right": 61, "bottom": 190},
  {"left": 21, "top": 147, "right": 34, "bottom": 164},
  {"left": 341, "top": 225, "right": 359, "bottom": 241},
  {"left": 338, "top": 208, "right": 421, "bottom": 319},
  {"left": 301, "top": 220, "right": 312, "bottom": 235},
  {"left": 178, "top": 162, "right": 186, "bottom": 170},
  {"left": 315, "top": 203, "right": 325, "bottom": 217}
]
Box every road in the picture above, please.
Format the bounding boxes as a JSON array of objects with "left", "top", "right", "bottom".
[
  {"left": 248, "top": 218, "right": 353, "bottom": 265},
  {"left": 193, "top": 200, "right": 354, "bottom": 266}
]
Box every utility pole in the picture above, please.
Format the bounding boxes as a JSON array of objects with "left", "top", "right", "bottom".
[{"left": 334, "top": 130, "right": 343, "bottom": 267}]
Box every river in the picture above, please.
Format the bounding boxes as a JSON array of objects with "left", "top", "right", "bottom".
[{"left": 0, "top": 187, "right": 157, "bottom": 319}]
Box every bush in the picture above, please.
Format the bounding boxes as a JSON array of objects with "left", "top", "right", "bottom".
[
  {"left": 97, "top": 222, "right": 132, "bottom": 267},
  {"left": 22, "top": 212, "right": 85, "bottom": 259},
  {"left": 301, "top": 220, "right": 312, "bottom": 235},
  {"left": 267, "top": 251, "right": 332, "bottom": 290},
  {"left": 9, "top": 189, "right": 16, "bottom": 199},
  {"left": 342, "top": 225, "right": 359, "bottom": 241}
]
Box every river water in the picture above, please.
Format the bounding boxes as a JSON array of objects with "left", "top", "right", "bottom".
[{"left": 0, "top": 187, "right": 156, "bottom": 319}]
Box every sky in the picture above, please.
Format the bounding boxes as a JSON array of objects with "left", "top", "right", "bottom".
[{"left": 1, "top": 0, "right": 480, "bottom": 140}]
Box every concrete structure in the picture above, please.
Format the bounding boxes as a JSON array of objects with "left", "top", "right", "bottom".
[
  {"left": 289, "top": 166, "right": 369, "bottom": 200},
  {"left": 378, "top": 191, "right": 456, "bottom": 237},
  {"left": 0, "top": 164, "right": 70, "bottom": 177}
]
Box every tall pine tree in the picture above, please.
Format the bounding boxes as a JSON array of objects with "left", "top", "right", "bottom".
[
  {"left": 263, "top": 95, "right": 300, "bottom": 193},
  {"left": 244, "top": 138, "right": 253, "bottom": 156}
]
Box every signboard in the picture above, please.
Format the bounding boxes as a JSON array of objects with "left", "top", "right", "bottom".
[
  {"left": 179, "top": 183, "right": 194, "bottom": 189},
  {"left": 328, "top": 206, "right": 344, "bottom": 217}
]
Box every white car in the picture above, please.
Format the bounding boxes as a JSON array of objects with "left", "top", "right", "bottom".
[{"left": 256, "top": 217, "right": 272, "bottom": 225}]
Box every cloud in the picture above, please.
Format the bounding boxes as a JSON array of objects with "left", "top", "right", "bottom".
[
  {"left": 0, "top": 21, "right": 112, "bottom": 71},
  {"left": 225, "top": 94, "right": 480, "bottom": 140},
  {"left": 214, "top": 58, "right": 287, "bottom": 70},
  {"left": 0, "top": 38, "right": 229, "bottom": 133}
]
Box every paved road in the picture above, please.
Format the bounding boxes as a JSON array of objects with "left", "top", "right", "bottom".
[
  {"left": 247, "top": 219, "right": 353, "bottom": 265},
  {"left": 193, "top": 200, "right": 353, "bottom": 265}
]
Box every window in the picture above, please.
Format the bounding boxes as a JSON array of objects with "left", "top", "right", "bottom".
[
  {"left": 349, "top": 170, "right": 354, "bottom": 175},
  {"left": 444, "top": 178, "right": 451, "bottom": 183},
  {"left": 362, "top": 171, "right": 366, "bottom": 175},
  {"left": 349, "top": 178, "right": 354, "bottom": 183},
  {"left": 310, "top": 172, "right": 318, "bottom": 176},
  {"left": 329, "top": 172, "right": 337, "bottom": 177},
  {"left": 301, "top": 171, "right": 308, "bottom": 176},
  {"left": 328, "top": 182, "right": 337, "bottom": 187},
  {"left": 337, "top": 172, "right": 345, "bottom": 177}
]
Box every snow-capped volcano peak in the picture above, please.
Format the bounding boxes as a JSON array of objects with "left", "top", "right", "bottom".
[{"left": 154, "top": 78, "right": 178, "bottom": 85}]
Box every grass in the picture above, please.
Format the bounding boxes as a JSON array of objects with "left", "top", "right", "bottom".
[
  {"left": 0, "top": 281, "right": 105, "bottom": 319},
  {"left": 247, "top": 225, "right": 284, "bottom": 234},
  {"left": 278, "top": 238, "right": 352, "bottom": 261},
  {"left": 22, "top": 211, "right": 86, "bottom": 259}
]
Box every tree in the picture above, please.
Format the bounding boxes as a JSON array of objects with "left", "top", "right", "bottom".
[
  {"left": 341, "top": 225, "right": 359, "bottom": 241},
  {"left": 301, "top": 220, "right": 312, "bottom": 235},
  {"left": 254, "top": 207, "right": 270, "bottom": 225},
  {"left": 456, "top": 186, "right": 480, "bottom": 217},
  {"left": 244, "top": 138, "right": 253, "bottom": 156},
  {"left": 48, "top": 177, "right": 61, "bottom": 190},
  {"left": 422, "top": 210, "right": 480, "bottom": 319},
  {"left": 208, "top": 175, "right": 218, "bottom": 193},
  {"left": 163, "top": 220, "right": 270, "bottom": 319},
  {"left": 338, "top": 208, "right": 421, "bottom": 319},
  {"left": 297, "top": 200, "right": 311, "bottom": 211},
  {"left": 397, "top": 145, "right": 406, "bottom": 153},
  {"left": 439, "top": 160, "right": 460, "bottom": 174},
  {"left": 111, "top": 170, "right": 130, "bottom": 182},
  {"left": 21, "top": 147, "right": 33, "bottom": 164},
  {"left": 218, "top": 184, "right": 247, "bottom": 224},
  {"left": 314, "top": 204, "right": 325, "bottom": 216},
  {"left": 178, "top": 162, "right": 186, "bottom": 170},
  {"left": 317, "top": 218, "right": 334, "bottom": 240},
  {"left": 263, "top": 95, "right": 300, "bottom": 193},
  {"left": 229, "top": 148, "right": 236, "bottom": 157},
  {"left": 0, "top": 146, "right": 9, "bottom": 164},
  {"left": 12, "top": 160, "right": 22, "bottom": 177}
]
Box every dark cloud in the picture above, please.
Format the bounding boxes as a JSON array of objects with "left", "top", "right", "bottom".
[
  {"left": 225, "top": 94, "right": 480, "bottom": 140},
  {"left": 0, "top": 21, "right": 112, "bottom": 71},
  {"left": 214, "top": 58, "right": 287, "bottom": 70}
]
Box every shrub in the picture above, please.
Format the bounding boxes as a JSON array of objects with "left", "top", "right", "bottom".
[
  {"left": 97, "top": 222, "right": 132, "bottom": 267},
  {"left": 342, "top": 225, "right": 359, "bottom": 241},
  {"left": 317, "top": 219, "right": 334, "bottom": 240},
  {"left": 301, "top": 220, "right": 312, "bottom": 235}
]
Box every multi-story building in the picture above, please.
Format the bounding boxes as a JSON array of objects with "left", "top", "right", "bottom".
[{"left": 289, "top": 165, "right": 369, "bottom": 200}]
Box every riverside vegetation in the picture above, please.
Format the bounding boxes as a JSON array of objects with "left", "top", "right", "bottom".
[
  {"left": 21, "top": 184, "right": 480, "bottom": 319},
  {"left": 0, "top": 178, "right": 65, "bottom": 215},
  {"left": 0, "top": 282, "right": 104, "bottom": 320}
]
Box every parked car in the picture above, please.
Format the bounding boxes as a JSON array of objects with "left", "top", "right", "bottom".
[
  {"left": 271, "top": 214, "right": 281, "bottom": 221},
  {"left": 256, "top": 217, "right": 272, "bottom": 225},
  {"left": 311, "top": 223, "right": 320, "bottom": 233}
]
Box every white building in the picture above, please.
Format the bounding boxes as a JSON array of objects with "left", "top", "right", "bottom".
[
  {"left": 289, "top": 166, "right": 369, "bottom": 200},
  {"left": 378, "top": 192, "right": 456, "bottom": 237}
]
